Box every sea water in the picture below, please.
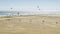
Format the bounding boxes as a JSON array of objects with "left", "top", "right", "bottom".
[{"left": 0, "top": 11, "right": 60, "bottom": 16}]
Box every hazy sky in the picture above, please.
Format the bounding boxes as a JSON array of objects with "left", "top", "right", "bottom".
[{"left": 0, "top": 0, "right": 60, "bottom": 11}]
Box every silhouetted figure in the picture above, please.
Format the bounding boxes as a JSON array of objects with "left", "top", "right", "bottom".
[
  {"left": 10, "top": 8, "right": 13, "bottom": 16},
  {"left": 56, "top": 22, "right": 58, "bottom": 24},
  {"left": 11, "top": 8, "right": 12, "bottom": 10},
  {"left": 37, "top": 5, "right": 40, "bottom": 11},
  {"left": 42, "top": 20, "right": 45, "bottom": 22},
  {"left": 42, "top": 20, "right": 45, "bottom": 24},
  {"left": 17, "top": 12, "right": 19, "bottom": 16}
]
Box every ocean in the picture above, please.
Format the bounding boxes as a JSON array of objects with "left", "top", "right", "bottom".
[
  {"left": 0, "top": 11, "right": 60, "bottom": 16},
  {"left": 0, "top": 11, "right": 35, "bottom": 16}
]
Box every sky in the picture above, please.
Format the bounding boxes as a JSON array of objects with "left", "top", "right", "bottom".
[{"left": 0, "top": 0, "right": 60, "bottom": 11}]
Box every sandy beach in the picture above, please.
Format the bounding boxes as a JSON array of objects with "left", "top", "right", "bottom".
[{"left": 0, "top": 15, "right": 60, "bottom": 34}]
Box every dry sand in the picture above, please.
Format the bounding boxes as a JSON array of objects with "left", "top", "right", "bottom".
[{"left": 0, "top": 15, "right": 60, "bottom": 34}]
